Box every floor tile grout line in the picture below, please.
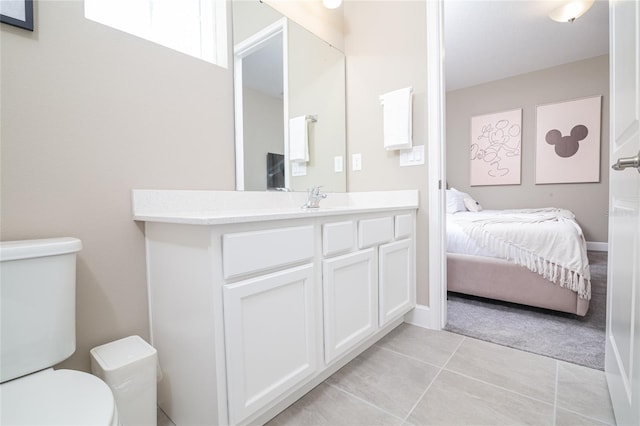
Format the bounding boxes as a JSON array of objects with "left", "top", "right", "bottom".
[
  {"left": 554, "top": 404, "right": 616, "bottom": 425},
  {"left": 442, "top": 335, "right": 561, "bottom": 407},
  {"left": 441, "top": 366, "right": 557, "bottom": 409},
  {"left": 374, "top": 343, "right": 451, "bottom": 371},
  {"left": 323, "top": 381, "right": 407, "bottom": 424},
  {"left": 552, "top": 361, "right": 614, "bottom": 425},
  {"left": 402, "top": 336, "right": 468, "bottom": 423},
  {"left": 442, "top": 335, "right": 467, "bottom": 369},
  {"left": 402, "top": 367, "right": 444, "bottom": 424},
  {"left": 553, "top": 360, "right": 559, "bottom": 426}
]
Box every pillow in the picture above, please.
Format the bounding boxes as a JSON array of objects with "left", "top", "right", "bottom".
[
  {"left": 446, "top": 188, "right": 468, "bottom": 213},
  {"left": 463, "top": 197, "right": 483, "bottom": 212}
]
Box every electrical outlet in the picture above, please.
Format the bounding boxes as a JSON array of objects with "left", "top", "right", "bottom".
[{"left": 352, "top": 153, "right": 362, "bottom": 171}]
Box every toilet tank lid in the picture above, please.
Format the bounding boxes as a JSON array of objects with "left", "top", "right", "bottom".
[{"left": 0, "top": 238, "right": 82, "bottom": 261}]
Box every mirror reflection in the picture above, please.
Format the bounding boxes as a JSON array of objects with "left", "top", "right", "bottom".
[{"left": 232, "top": 0, "right": 347, "bottom": 192}]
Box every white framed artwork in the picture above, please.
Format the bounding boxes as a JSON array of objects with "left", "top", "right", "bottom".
[
  {"left": 470, "top": 108, "right": 522, "bottom": 186},
  {"left": 535, "top": 96, "right": 602, "bottom": 184}
]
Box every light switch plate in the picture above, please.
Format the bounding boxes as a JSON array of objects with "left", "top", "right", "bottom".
[
  {"left": 334, "top": 156, "right": 344, "bottom": 172},
  {"left": 400, "top": 145, "right": 425, "bottom": 167}
]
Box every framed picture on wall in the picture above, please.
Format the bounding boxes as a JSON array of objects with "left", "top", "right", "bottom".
[
  {"left": 535, "top": 96, "right": 602, "bottom": 184},
  {"left": 470, "top": 108, "right": 522, "bottom": 186},
  {"left": 0, "top": 0, "right": 34, "bottom": 31}
]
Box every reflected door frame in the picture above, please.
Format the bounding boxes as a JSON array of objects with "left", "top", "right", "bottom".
[{"left": 233, "top": 18, "right": 289, "bottom": 190}]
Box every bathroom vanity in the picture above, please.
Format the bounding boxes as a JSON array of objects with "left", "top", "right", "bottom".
[{"left": 132, "top": 190, "right": 418, "bottom": 425}]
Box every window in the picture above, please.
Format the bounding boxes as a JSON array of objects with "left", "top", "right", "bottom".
[{"left": 85, "top": 0, "right": 227, "bottom": 68}]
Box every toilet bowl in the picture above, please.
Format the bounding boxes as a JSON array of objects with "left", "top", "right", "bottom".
[
  {"left": 0, "top": 369, "right": 118, "bottom": 425},
  {"left": 0, "top": 238, "right": 118, "bottom": 425}
]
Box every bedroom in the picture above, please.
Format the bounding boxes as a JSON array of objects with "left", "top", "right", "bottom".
[{"left": 442, "top": 0, "right": 610, "bottom": 370}]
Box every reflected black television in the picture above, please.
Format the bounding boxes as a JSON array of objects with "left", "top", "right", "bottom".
[{"left": 267, "top": 152, "right": 285, "bottom": 189}]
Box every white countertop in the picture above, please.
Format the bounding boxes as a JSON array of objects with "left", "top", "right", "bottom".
[{"left": 132, "top": 190, "right": 419, "bottom": 225}]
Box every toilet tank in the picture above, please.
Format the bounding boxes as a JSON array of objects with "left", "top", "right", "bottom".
[{"left": 0, "top": 238, "right": 82, "bottom": 383}]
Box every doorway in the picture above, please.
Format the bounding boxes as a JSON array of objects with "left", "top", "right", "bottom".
[{"left": 428, "top": 0, "right": 610, "bottom": 370}]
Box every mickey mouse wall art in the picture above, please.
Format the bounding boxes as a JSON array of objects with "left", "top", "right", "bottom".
[{"left": 535, "top": 96, "right": 602, "bottom": 184}]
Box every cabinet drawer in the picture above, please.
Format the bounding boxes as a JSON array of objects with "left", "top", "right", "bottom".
[
  {"left": 223, "top": 226, "right": 314, "bottom": 279},
  {"left": 395, "top": 214, "right": 413, "bottom": 239},
  {"left": 322, "top": 221, "right": 355, "bottom": 256},
  {"left": 358, "top": 217, "right": 393, "bottom": 249}
]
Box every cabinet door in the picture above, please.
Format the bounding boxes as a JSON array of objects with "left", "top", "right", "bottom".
[
  {"left": 379, "top": 239, "right": 414, "bottom": 327},
  {"left": 323, "top": 249, "right": 377, "bottom": 364},
  {"left": 223, "top": 264, "right": 317, "bottom": 424}
]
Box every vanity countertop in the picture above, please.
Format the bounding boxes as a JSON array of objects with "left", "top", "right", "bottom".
[{"left": 132, "top": 189, "right": 419, "bottom": 225}]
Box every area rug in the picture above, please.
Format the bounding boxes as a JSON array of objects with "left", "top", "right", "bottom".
[{"left": 444, "top": 251, "right": 607, "bottom": 370}]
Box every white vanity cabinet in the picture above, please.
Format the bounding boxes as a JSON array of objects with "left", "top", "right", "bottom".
[{"left": 134, "top": 190, "right": 418, "bottom": 426}]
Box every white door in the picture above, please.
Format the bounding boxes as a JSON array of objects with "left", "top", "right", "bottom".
[
  {"left": 605, "top": 1, "right": 640, "bottom": 425},
  {"left": 223, "top": 264, "right": 317, "bottom": 424},
  {"left": 322, "top": 249, "right": 377, "bottom": 364}
]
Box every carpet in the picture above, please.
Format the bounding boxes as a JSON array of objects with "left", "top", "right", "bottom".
[{"left": 444, "top": 251, "right": 607, "bottom": 370}]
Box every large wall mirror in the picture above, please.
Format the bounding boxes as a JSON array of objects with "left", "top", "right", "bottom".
[{"left": 232, "top": 0, "right": 347, "bottom": 193}]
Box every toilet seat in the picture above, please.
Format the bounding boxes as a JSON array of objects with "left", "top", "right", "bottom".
[{"left": 0, "top": 368, "right": 118, "bottom": 425}]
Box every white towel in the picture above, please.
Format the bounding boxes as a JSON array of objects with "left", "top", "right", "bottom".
[
  {"left": 289, "top": 116, "right": 309, "bottom": 162},
  {"left": 380, "top": 87, "right": 412, "bottom": 150}
]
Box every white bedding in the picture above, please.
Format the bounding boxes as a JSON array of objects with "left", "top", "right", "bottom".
[
  {"left": 447, "top": 213, "right": 499, "bottom": 258},
  {"left": 447, "top": 209, "right": 591, "bottom": 299}
]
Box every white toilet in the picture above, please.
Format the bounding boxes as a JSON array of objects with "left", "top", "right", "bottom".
[{"left": 0, "top": 237, "right": 119, "bottom": 425}]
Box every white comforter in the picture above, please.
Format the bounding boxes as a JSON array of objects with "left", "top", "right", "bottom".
[{"left": 447, "top": 208, "right": 591, "bottom": 299}]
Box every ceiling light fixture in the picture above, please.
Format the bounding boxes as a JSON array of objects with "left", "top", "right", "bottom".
[
  {"left": 323, "top": 0, "right": 342, "bottom": 9},
  {"left": 549, "top": 0, "right": 595, "bottom": 23}
]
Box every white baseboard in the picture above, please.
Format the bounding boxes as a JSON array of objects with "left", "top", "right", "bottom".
[
  {"left": 587, "top": 241, "right": 608, "bottom": 252},
  {"left": 404, "top": 304, "right": 440, "bottom": 330}
]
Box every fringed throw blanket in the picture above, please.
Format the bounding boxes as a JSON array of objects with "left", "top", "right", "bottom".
[{"left": 451, "top": 208, "right": 591, "bottom": 299}]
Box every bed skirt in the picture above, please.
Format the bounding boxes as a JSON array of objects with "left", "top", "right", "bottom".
[{"left": 447, "top": 253, "right": 589, "bottom": 316}]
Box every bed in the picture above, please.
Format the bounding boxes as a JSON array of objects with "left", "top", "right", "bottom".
[{"left": 446, "top": 189, "right": 591, "bottom": 316}]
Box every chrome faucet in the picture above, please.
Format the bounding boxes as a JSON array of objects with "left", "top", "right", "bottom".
[{"left": 302, "top": 185, "right": 327, "bottom": 209}]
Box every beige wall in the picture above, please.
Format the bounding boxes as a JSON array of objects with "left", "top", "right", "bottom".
[
  {"left": 343, "top": 1, "right": 430, "bottom": 305},
  {"left": 446, "top": 55, "right": 610, "bottom": 242},
  {"left": 1, "top": 1, "right": 236, "bottom": 372}
]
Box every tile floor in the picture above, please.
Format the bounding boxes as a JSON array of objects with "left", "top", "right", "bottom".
[{"left": 158, "top": 323, "right": 616, "bottom": 426}]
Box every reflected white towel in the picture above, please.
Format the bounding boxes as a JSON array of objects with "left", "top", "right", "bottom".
[
  {"left": 289, "top": 116, "right": 309, "bottom": 162},
  {"left": 380, "top": 87, "right": 412, "bottom": 150}
]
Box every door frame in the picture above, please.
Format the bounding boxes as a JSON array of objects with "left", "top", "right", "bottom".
[{"left": 426, "top": 0, "right": 447, "bottom": 330}]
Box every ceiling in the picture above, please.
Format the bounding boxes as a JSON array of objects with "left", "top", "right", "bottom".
[{"left": 444, "top": 0, "right": 609, "bottom": 91}]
